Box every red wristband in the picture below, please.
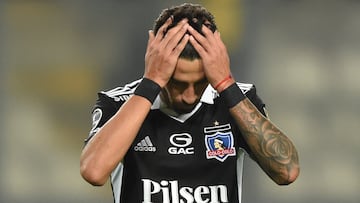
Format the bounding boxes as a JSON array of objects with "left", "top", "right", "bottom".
[{"left": 214, "top": 75, "right": 232, "bottom": 90}]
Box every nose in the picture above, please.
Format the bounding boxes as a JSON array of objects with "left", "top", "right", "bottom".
[{"left": 181, "top": 85, "right": 198, "bottom": 105}]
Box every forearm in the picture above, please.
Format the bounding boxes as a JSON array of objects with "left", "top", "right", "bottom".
[
  {"left": 80, "top": 95, "right": 152, "bottom": 185},
  {"left": 230, "top": 99, "right": 300, "bottom": 185}
]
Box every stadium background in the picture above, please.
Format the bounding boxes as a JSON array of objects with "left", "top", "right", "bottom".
[{"left": 0, "top": 0, "right": 359, "bottom": 202}]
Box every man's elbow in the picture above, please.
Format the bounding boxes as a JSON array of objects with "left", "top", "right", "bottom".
[
  {"left": 80, "top": 162, "right": 108, "bottom": 186},
  {"left": 276, "top": 166, "right": 300, "bottom": 185}
]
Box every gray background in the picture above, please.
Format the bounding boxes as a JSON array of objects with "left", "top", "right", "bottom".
[{"left": 1, "top": 0, "right": 359, "bottom": 202}]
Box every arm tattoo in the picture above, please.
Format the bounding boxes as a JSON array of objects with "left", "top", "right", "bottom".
[{"left": 231, "top": 99, "right": 299, "bottom": 184}]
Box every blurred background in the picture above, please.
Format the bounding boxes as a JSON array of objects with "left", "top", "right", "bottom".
[{"left": 1, "top": 0, "right": 359, "bottom": 202}]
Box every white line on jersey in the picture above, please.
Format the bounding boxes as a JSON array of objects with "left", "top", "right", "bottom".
[{"left": 236, "top": 82, "right": 253, "bottom": 94}]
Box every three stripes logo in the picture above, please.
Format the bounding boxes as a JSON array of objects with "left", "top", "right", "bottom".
[{"left": 134, "top": 136, "right": 156, "bottom": 152}]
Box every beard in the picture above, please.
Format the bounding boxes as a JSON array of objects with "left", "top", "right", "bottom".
[
  {"left": 160, "top": 90, "right": 201, "bottom": 115},
  {"left": 171, "top": 102, "right": 199, "bottom": 114}
]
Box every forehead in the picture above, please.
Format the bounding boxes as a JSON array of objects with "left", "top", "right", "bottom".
[{"left": 172, "top": 58, "right": 205, "bottom": 82}]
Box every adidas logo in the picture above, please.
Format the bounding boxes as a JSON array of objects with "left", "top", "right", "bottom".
[{"left": 134, "top": 136, "right": 156, "bottom": 152}]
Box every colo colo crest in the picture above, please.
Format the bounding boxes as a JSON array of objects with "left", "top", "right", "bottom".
[{"left": 204, "top": 123, "right": 236, "bottom": 162}]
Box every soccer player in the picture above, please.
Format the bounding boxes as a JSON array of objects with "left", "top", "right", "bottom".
[{"left": 80, "top": 3, "right": 300, "bottom": 203}]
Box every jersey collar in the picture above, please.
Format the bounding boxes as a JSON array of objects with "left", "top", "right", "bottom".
[
  {"left": 151, "top": 84, "right": 216, "bottom": 110},
  {"left": 151, "top": 84, "right": 218, "bottom": 122}
]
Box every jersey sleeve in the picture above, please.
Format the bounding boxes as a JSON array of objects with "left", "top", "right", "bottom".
[
  {"left": 244, "top": 85, "right": 267, "bottom": 117},
  {"left": 83, "top": 80, "right": 140, "bottom": 146},
  {"left": 84, "top": 92, "right": 122, "bottom": 145}
]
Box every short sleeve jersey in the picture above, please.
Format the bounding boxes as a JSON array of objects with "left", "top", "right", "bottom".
[{"left": 86, "top": 79, "right": 266, "bottom": 203}]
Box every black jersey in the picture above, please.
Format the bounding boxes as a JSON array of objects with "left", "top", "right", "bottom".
[{"left": 86, "top": 79, "right": 266, "bottom": 203}]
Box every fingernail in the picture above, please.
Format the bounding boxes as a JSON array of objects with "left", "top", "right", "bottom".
[{"left": 168, "top": 15, "right": 174, "bottom": 22}]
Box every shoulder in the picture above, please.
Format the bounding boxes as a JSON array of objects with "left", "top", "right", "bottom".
[
  {"left": 98, "top": 79, "right": 141, "bottom": 103},
  {"left": 201, "top": 82, "right": 258, "bottom": 104},
  {"left": 236, "top": 81, "right": 267, "bottom": 116},
  {"left": 236, "top": 82, "right": 255, "bottom": 95},
  {"left": 93, "top": 79, "right": 141, "bottom": 112},
  {"left": 211, "top": 81, "right": 266, "bottom": 115},
  {"left": 86, "top": 79, "right": 142, "bottom": 141}
]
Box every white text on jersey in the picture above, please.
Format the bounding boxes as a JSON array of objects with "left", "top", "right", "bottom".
[
  {"left": 168, "top": 133, "right": 194, "bottom": 155},
  {"left": 142, "top": 179, "right": 229, "bottom": 203},
  {"left": 134, "top": 136, "right": 156, "bottom": 152}
]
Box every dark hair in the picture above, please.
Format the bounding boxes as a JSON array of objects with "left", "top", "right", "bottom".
[{"left": 153, "top": 3, "right": 217, "bottom": 60}]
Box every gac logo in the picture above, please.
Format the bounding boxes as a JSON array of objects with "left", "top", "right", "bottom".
[{"left": 168, "top": 133, "right": 194, "bottom": 155}]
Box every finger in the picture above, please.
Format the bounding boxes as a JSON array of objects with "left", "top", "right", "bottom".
[
  {"left": 172, "top": 34, "right": 190, "bottom": 57},
  {"left": 201, "top": 24, "right": 215, "bottom": 38},
  {"left": 154, "top": 16, "right": 173, "bottom": 42},
  {"left": 214, "top": 31, "right": 226, "bottom": 50},
  {"left": 164, "top": 20, "right": 189, "bottom": 50},
  {"left": 200, "top": 24, "right": 218, "bottom": 48},
  {"left": 146, "top": 30, "right": 155, "bottom": 52},
  {"left": 189, "top": 35, "right": 207, "bottom": 57},
  {"left": 162, "top": 18, "right": 188, "bottom": 41},
  {"left": 187, "top": 25, "right": 212, "bottom": 52}
]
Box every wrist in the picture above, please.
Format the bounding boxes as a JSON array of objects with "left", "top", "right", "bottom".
[
  {"left": 214, "top": 75, "right": 235, "bottom": 92},
  {"left": 134, "top": 78, "right": 162, "bottom": 103},
  {"left": 220, "top": 83, "right": 246, "bottom": 108}
]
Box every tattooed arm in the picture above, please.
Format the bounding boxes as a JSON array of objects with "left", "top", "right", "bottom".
[
  {"left": 230, "top": 98, "right": 300, "bottom": 185},
  {"left": 187, "top": 20, "right": 299, "bottom": 185}
]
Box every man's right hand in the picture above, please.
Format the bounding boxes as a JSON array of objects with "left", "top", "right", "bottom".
[{"left": 144, "top": 17, "right": 189, "bottom": 87}]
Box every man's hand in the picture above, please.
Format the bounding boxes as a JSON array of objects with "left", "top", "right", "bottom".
[
  {"left": 187, "top": 25, "right": 234, "bottom": 92},
  {"left": 144, "top": 17, "right": 190, "bottom": 87}
]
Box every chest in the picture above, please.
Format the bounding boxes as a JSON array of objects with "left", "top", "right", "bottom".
[{"left": 126, "top": 107, "right": 244, "bottom": 175}]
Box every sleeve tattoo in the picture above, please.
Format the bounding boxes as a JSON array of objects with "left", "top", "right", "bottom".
[{"left": 231, "top": 99, "right": 300, "bottom": 184}]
